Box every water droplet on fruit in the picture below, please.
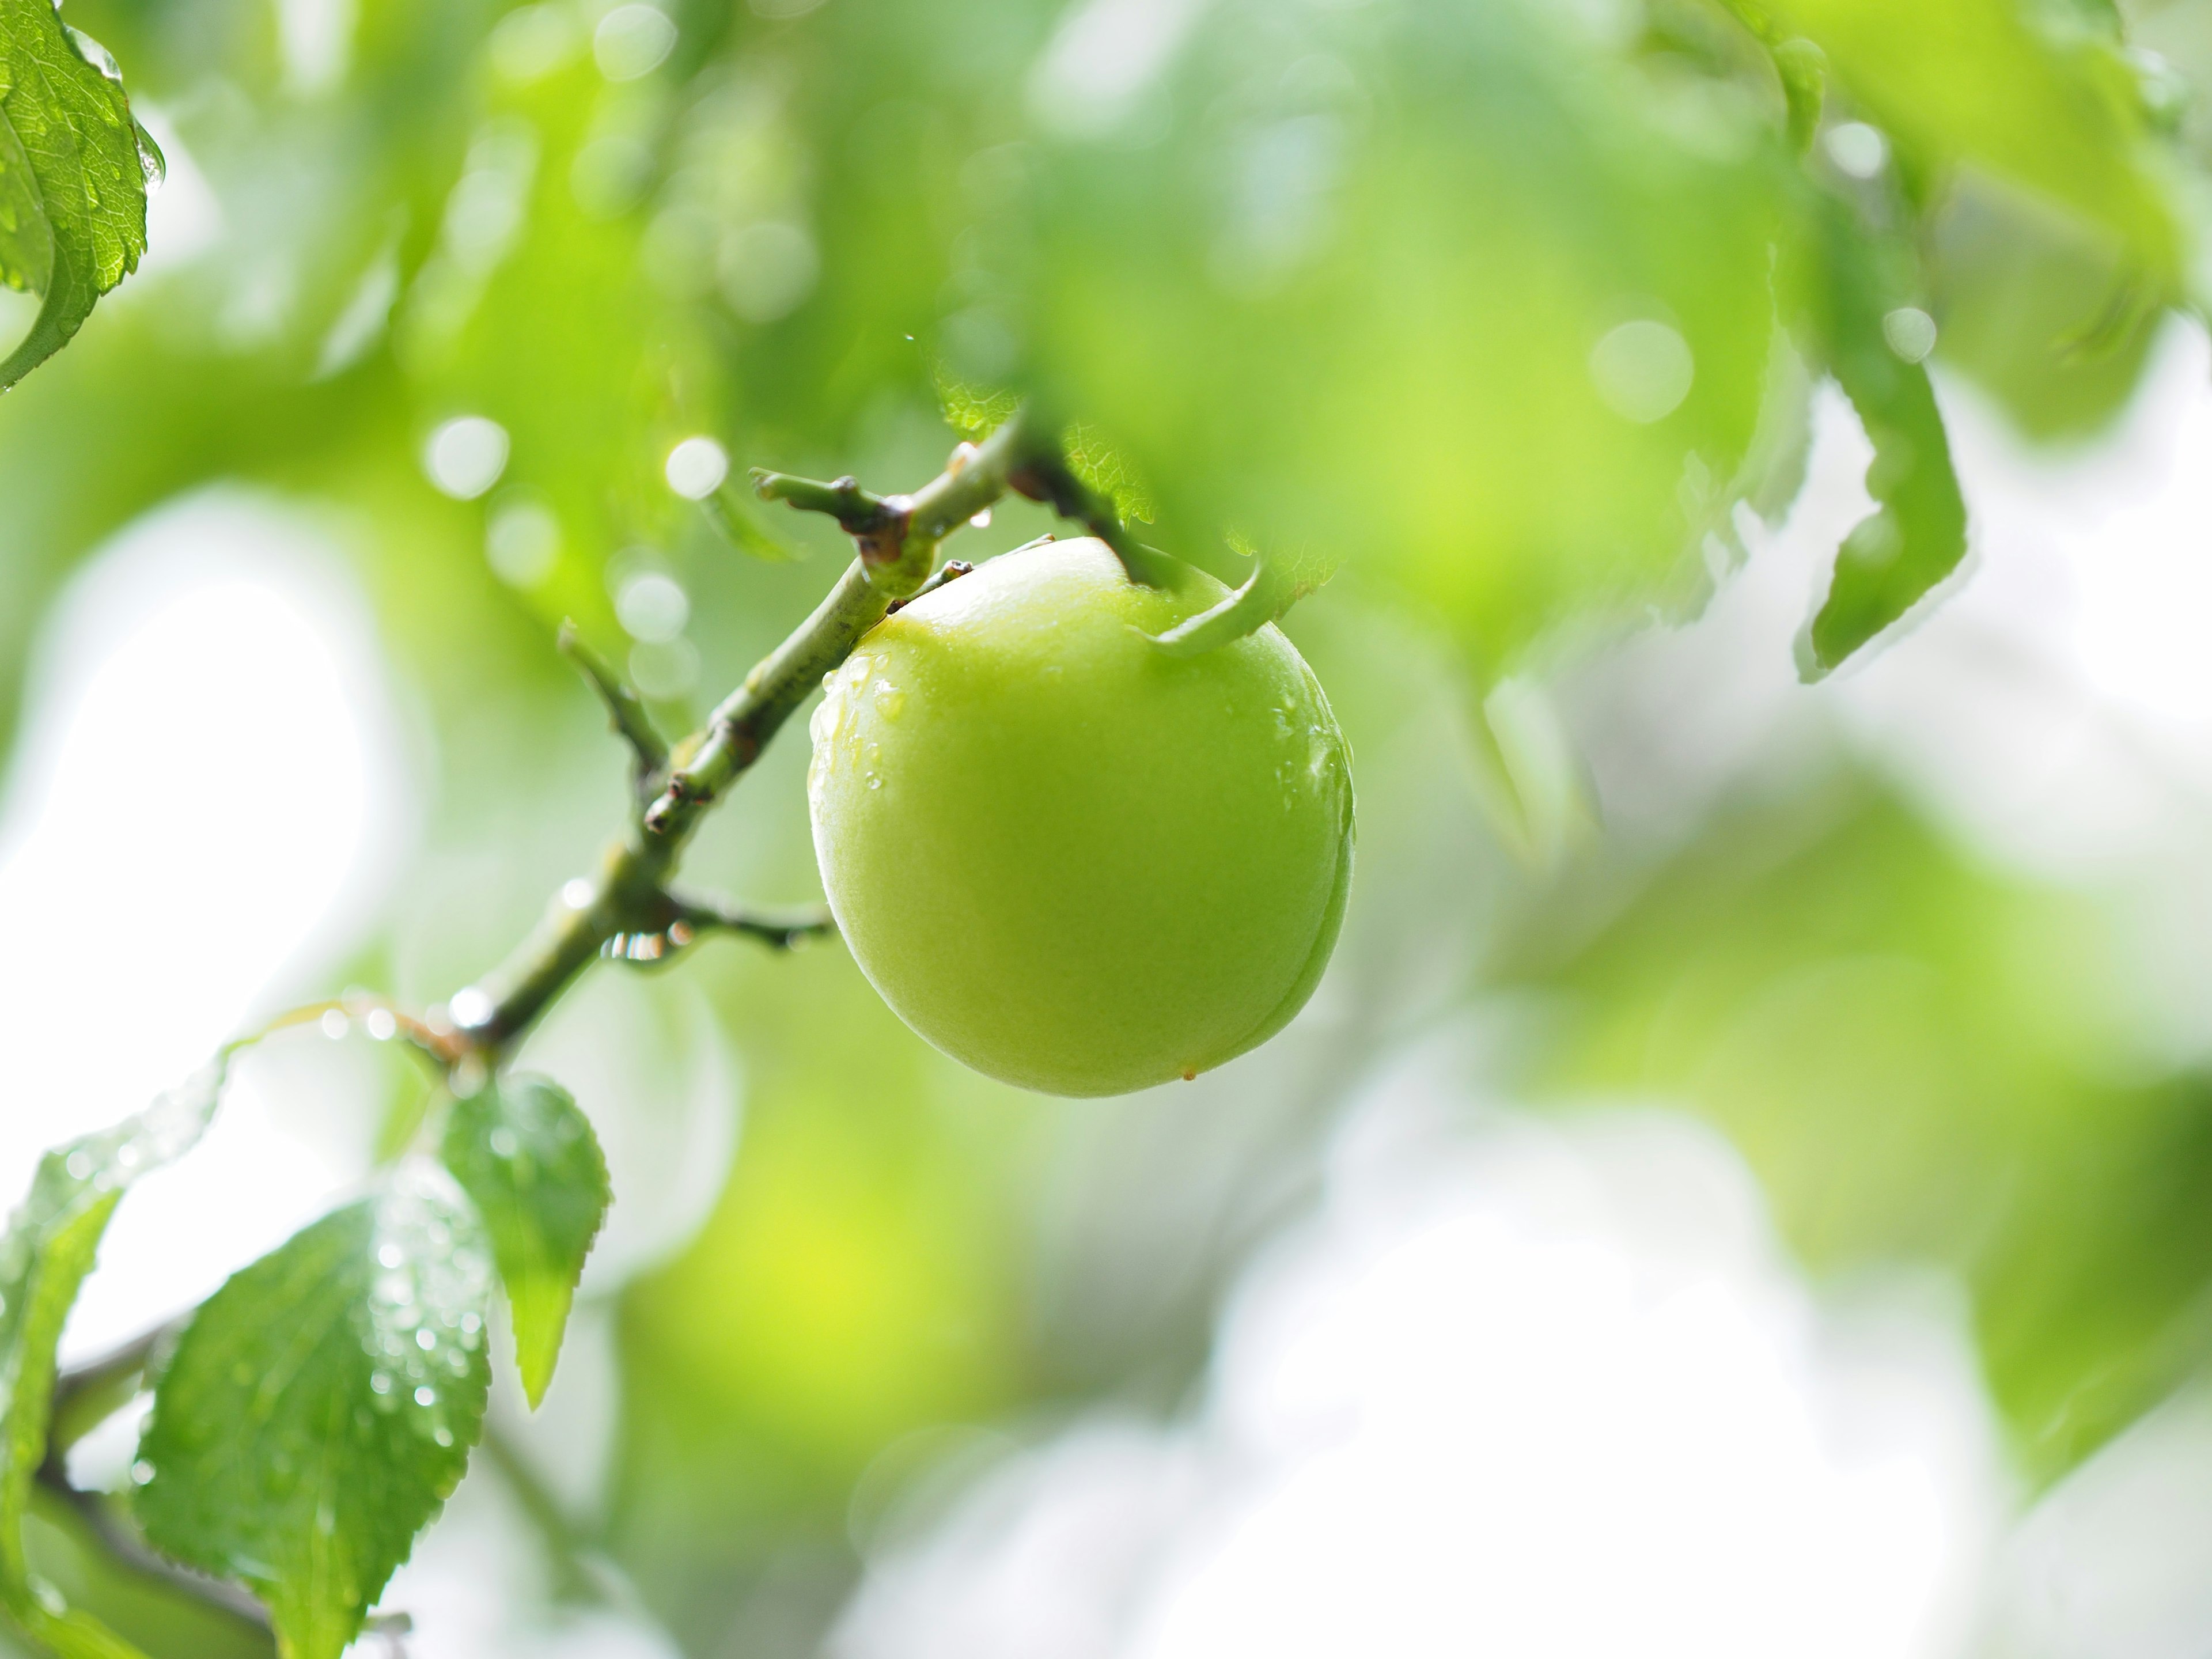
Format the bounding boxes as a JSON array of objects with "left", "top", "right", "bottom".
[
  {"left": 872, "top": 681, "right": 905, "bottom": 720},
  {"left": 867, "top": 774, "right": 882, "bottom": 790}
]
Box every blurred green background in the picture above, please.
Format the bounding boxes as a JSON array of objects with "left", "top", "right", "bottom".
[{"left": 7, "top": 0, "right": 2212, "bottom": 1652}]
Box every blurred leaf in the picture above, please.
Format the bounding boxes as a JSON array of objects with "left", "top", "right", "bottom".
[
  {"left": 1025, "top": 0, "right": 1784, "bottom": 669},
  {"left": 0, "top": 0, "right": 157, "bottom": 391},
  {"left": 137, "top": 1166, "right": 491, "bottom": 1659},
  {"left": 1522, "top": 787, "right": 2212, "bottom": 1483},
  {"left": 0, "top": 1168, "right": 130, "bottom": 1657},
  {"left": 1791, "top": 197, "right": 1966, "bottom": 675},
  {"left": 1769, "top": 0, "right": 2184, "bottom": 290},
  {"left": 700, "top": 486, "right": 806, "bottom": 563},
  {"left": 0, "top": 1070, "right": 221, "bottom": 1658},
  {"left": 1926, "top": 172, "right": 2161, "bottom": 440},
  {"left": 439, "top": 1074, "right": 609, "bottom": 1409}
]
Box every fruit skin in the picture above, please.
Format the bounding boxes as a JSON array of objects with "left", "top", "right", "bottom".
[{"left": 808, "top": 537, "right": 1353, "bottom": 1097}]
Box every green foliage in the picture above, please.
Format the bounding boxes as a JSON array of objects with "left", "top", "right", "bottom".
[
  {"left": 135, "top": 1167, "right": 491, "bottom": 1659},
  {"left": 0, "top": 1073, "right": 219, "bottom": 1659},
  {"left": 1521, "top": 787, "right": 2212, "bottom": 1483},
  {"left": 1773, "top": 0, "right": 2184, "bottom": 294},
  {"left": 438, "top": 1074, "right": 609, "bottom": 1408},
  {"left": 0, "top": 0, "right": 158, "bottom": 391},
  {"left": 1790, "top": 196, "right": 1967, "bottom": 675},
  {"left": 0, "top": 0, "right": 2207, "bottom": 1643}
]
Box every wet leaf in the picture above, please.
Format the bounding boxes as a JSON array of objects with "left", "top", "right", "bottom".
[
  {"left": 1793, "top": 196, "right": 1967, "bottom": 676},
  {"left": 439, "top": 1075, "right": 609, "bottom": 1408},
  {"left": 0, "top": 0, "right": 160, "bottom": 390},
  {"left": 135, "top": 1163, "right": 491, "bottom": 1659},
  {"left": 0, "top": 1068, "right": 221, "bottom": 1657}
]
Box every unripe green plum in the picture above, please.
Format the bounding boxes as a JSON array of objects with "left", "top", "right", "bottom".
[{"left": 808, "top": 537, "right": 1353, "bottom": 1097}]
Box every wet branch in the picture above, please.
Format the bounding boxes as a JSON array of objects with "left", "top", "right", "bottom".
[
  {"left": 450, "top": 407, "right": 1127, "bottom": 1054},
  {"left": 37, "top": 407, "right": 1165, "bottom": 1647}
]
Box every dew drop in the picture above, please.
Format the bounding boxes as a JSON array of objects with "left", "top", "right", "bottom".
[
  {"left": 434, "top": 1426, "right": 454, "bottom": 1447},
  {"left": 416, "top": 1328, "right": 438, "bottom": 1351},
  {"left": 321, "top": 1009, "right": 350, "bottom": 1039},
  {"left": 131, "top": 1460, "right": 155, "bottom": 1486},
  {"left": 65, "top": 1150, "right": 92, "bottom": 1180},
  {"left": 415, "top": 1386, "right": 438, "bottom": 1407},
  {"left": 872, "top": 681, "right": 905, "bottom": 721},
  {"left": 371, "top": 1370, "right": 392, "bottom": 1394},
  {"left": 377, "top": 1244, "right": 405, "bottom": 1270},
  {"left": 866, "top": 775, "right": 882, "bottom": 790}
]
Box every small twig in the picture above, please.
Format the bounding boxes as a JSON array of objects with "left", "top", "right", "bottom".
[
  {"left": 479, "top": 1429, "right": 671, "bottom": 1637},
  {"left": 633, "top": 418, "right": 1033, "bottom": 845},
  {"left": 32, "top": 1466, "right": 273, "bottom": 1635},
  {"left": 478, "top": 1431, "right": 598, "bottom": 1603},
  {"left": 668, "top": 896, "right": 835, "bottom": 952},
  {"left": 556, "top": 622, "right": 668, "bottom": 795},
  {"left": 48, "top": 1320, "right": 182, "bottom": 1453},
  {"left": 1002, "top": 433, "right": 1180, "bottom": 589},
  {"left": 885, "top": 558, "right": 976, "bottom": 614},
  {"left": 454, "top": 409, "right": 1164, "bottom": 1052},
  {"left": 751, "top": 471, "right": 893, "bottom": 532}
]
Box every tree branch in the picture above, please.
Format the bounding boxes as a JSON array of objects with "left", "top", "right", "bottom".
[
  {"left": 666, "top": 895, "right": 835, "bottom": 952},
  {"left": 47, "top": 1322, "right": 180, "bottom": 1455},
  {"left": 35, "top": 406, "right": 1166, "bottom": 1650},
  {"left": 556, "top": 623, "right": 668, "bottom": 793},
  {"left": 449, "top": 411, "right": 1049, "bottom": 1053},
  {"left": 33, "top": 1467, "right": 274, "bottom": 1637},
  {"left": 1002, "top": 435, "right": 1180, "bottom": 589}
]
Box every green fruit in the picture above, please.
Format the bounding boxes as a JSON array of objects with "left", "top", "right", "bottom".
[{"left": 808, "top": 537, "right": 1354, "bottom": 1097}]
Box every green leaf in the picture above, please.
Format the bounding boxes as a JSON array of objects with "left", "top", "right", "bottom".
[
  {"left": 439, "top": 1075, "right": 609, "bottom": 1409},
  {"left": 0, "top": 1068, "right": 223, "bottom": 1658},
  {"left": 0, "top": 0, "right": 160, "bottom": 392},
  {"left": 0, "top": 90, "right": 49, "bottom": 297},
  {"left": 1792, "top": 198, "right": 1967, "bottom": 677},
  {"left": 135, "top": 1164, "right": 492, "bottom": 1659},
  {"left": 1025, "top": 0, "right": 1785, "bottom": 675},
  {"left": 1769, "top": 0, "right": 2183, "bottom": 289}
]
